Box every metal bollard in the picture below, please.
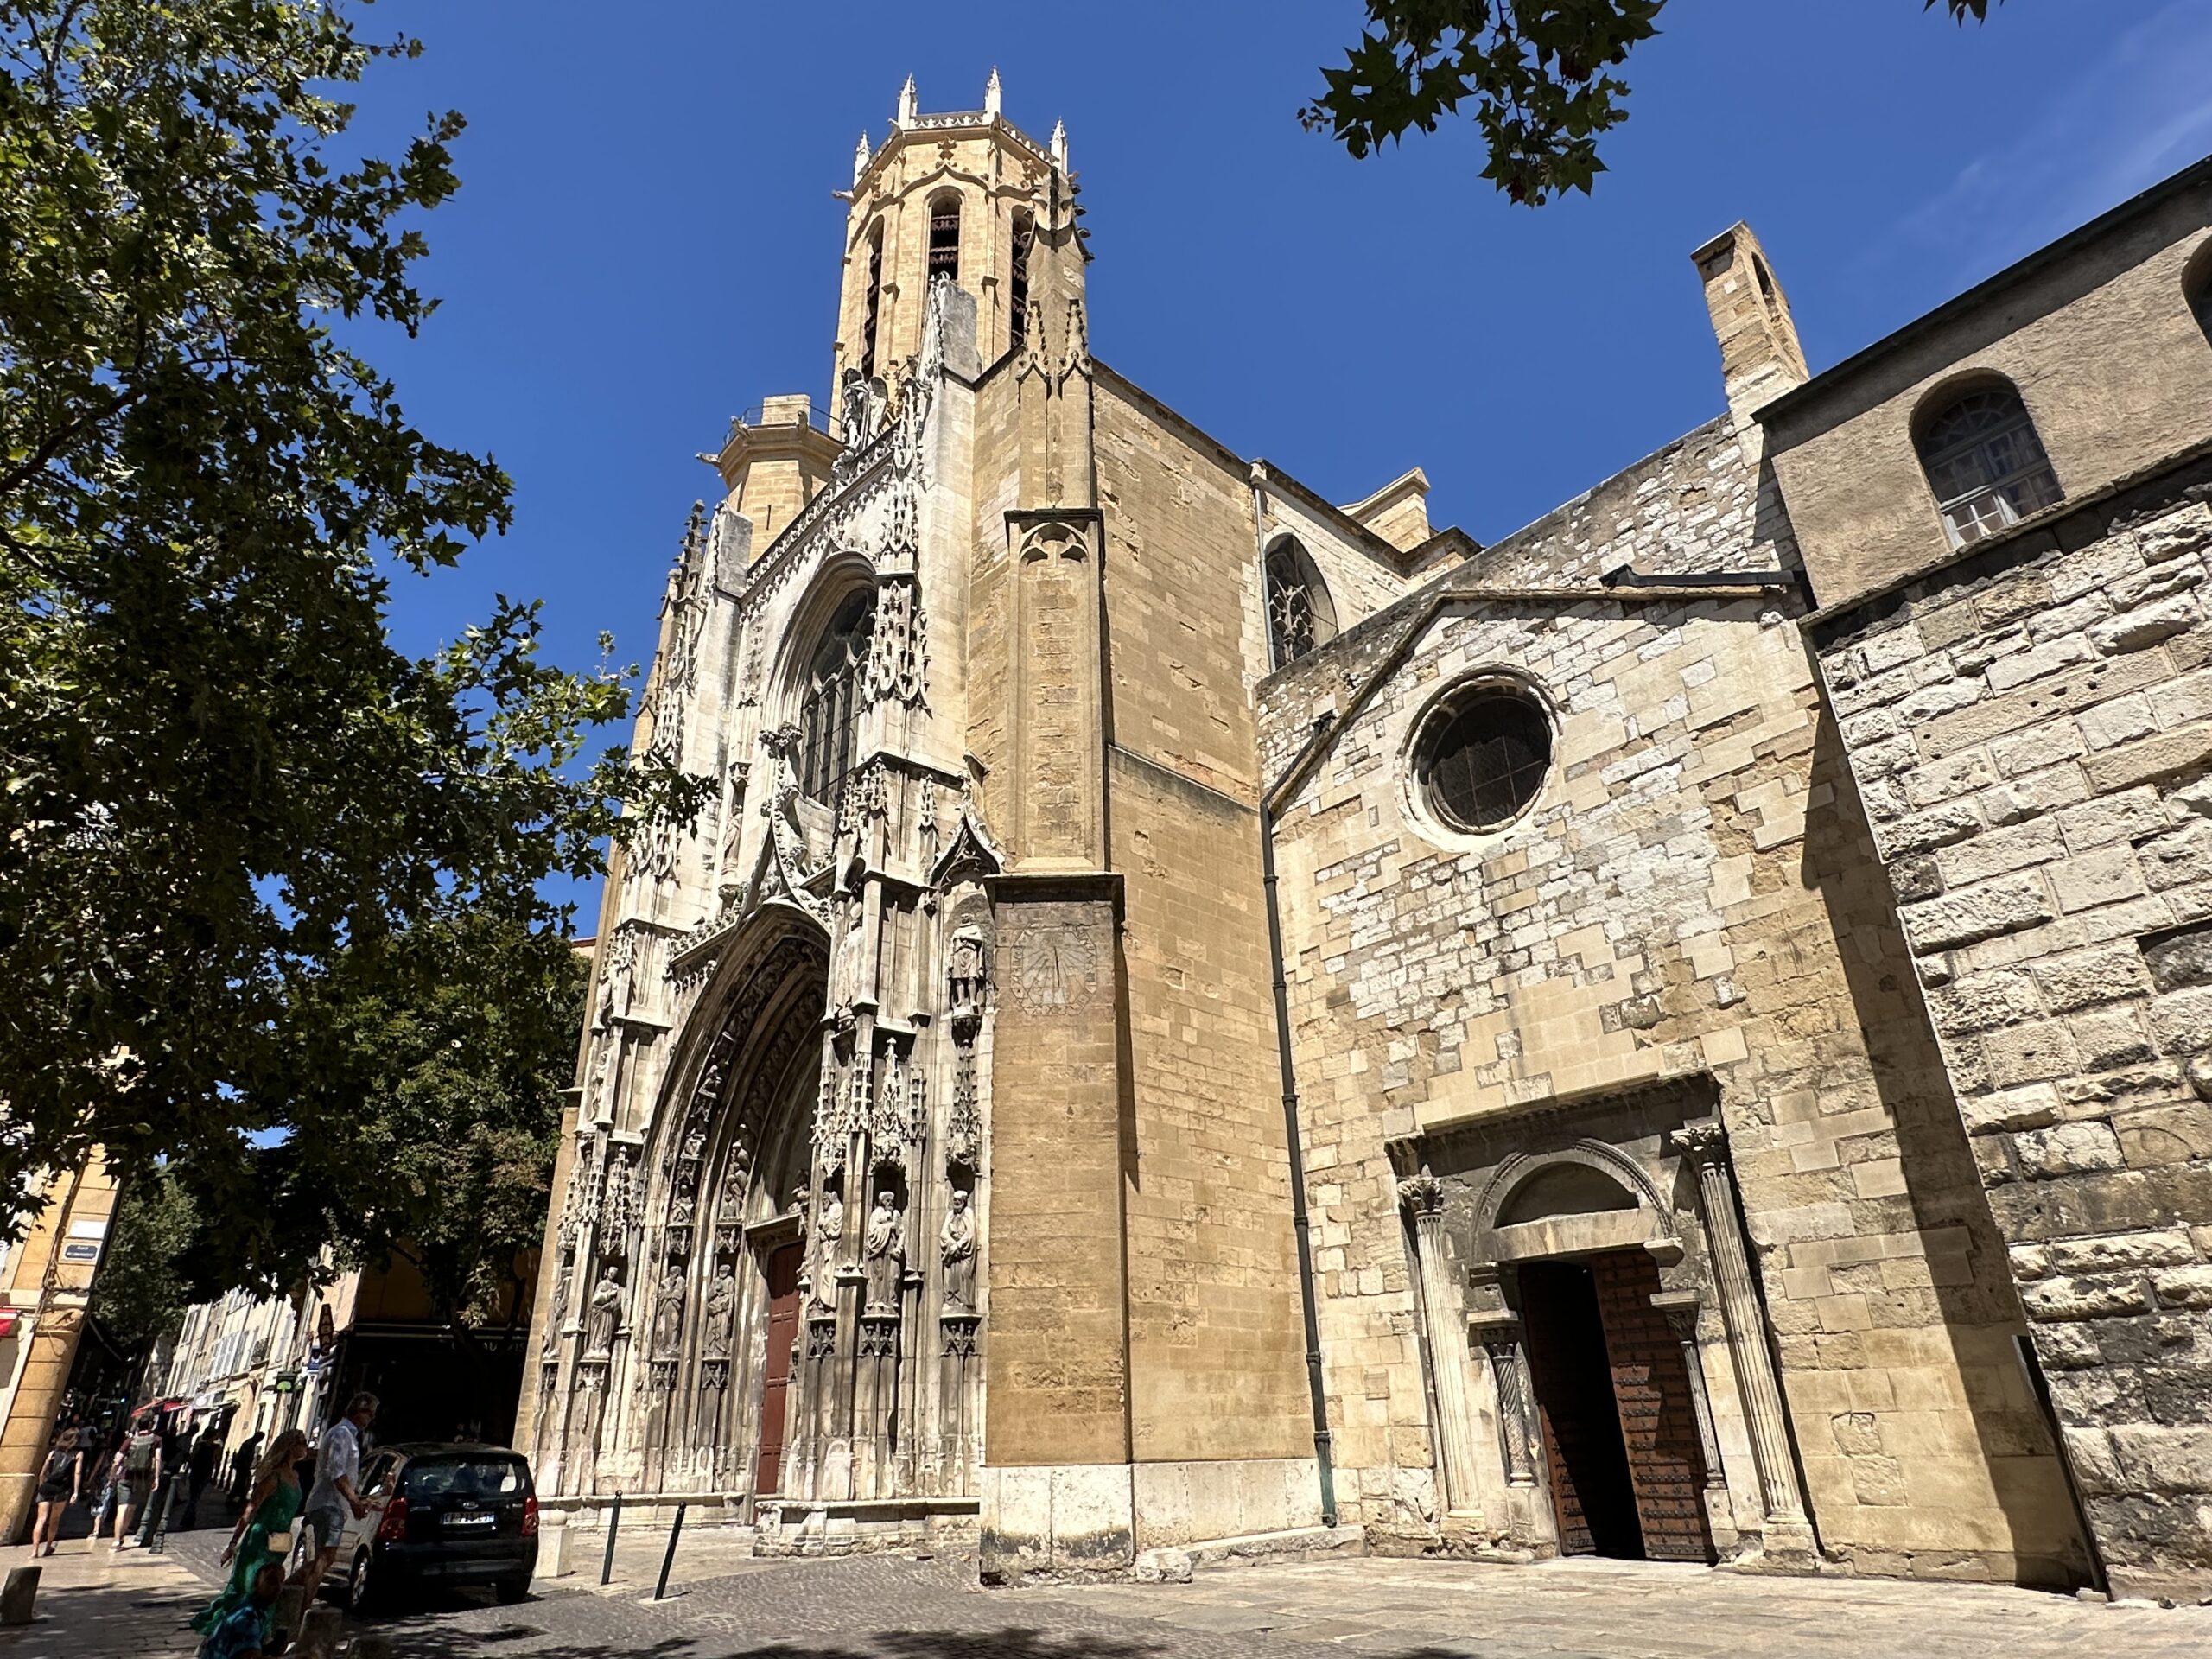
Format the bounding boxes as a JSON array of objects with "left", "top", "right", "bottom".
[
  {"left": 654, "top": 1503, "right": 686, "bottom": 1602},
  {"left": 600, "top": 1491, "right": 622, "bottom": 1586}
]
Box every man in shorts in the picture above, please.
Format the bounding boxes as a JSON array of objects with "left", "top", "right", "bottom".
[
  {"left": 112, "top": 1424, "right": 161, "bottom": 1548},
  {"left": 296, "top": 1392, "right": 376, "bottom": 1600}
]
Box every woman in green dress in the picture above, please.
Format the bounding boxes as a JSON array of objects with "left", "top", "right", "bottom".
[{"left": 192, "top": 1428, "right": 308, "bottom": 1636}]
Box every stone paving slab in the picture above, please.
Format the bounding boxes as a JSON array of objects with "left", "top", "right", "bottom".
[
  {"left": 0, "top": 1538, "right": 207, "bottom": 1656},
  {"left": 22, "top": 1533, "right": 2212, "bottom": 1657}
]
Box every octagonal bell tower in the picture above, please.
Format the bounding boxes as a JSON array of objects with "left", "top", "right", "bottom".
[{"left": 836, "top": 72, "right": 1071, "bottom": 395}]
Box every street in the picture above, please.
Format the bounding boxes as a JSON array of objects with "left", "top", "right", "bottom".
[{"left": 6, "top": 1519, "right": 2211, "bottom": 1658}]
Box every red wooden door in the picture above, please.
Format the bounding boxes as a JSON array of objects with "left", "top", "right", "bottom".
[
  {"left": 1590, "top": 1249, "right": 1716, "bottom": 1563},
  {"left": 754, "top": 1243, "right": 802, "bottom": 1496}
]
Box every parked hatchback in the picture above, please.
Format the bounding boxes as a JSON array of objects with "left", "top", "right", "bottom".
[{"left": 335, "top": 1443, "right": 537, "bottom": 1611}]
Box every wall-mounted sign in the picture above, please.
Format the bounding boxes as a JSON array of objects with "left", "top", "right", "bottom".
[
  {"left": 67, "top": 1218, "right": 108, "bottom": 1241},
  {"left": 60, "top": 1241, "right": 101, "bottom": 1265},
  {"left": 316, "top": 1305, "right": 334, "bottom": 1348},
  {"left": 270, "top": 1374, "right": 297, "bottom": 1395}
]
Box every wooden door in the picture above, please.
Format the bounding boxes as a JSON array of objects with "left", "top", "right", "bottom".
[
  {"left": 1590, "top": 1249, "right": 1716, "bottom": 1563},
  {"left": 753, "top": 1242, "right": 802, "bottom": 1496},
  {"left": 1519, "top": 1260, "right": 1643, "bottom": 1558}
]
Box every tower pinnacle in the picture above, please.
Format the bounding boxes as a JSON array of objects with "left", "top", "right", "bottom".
[
  {"left": 897, "top": 74, "right": 918, "bottom": 128},
  {"left": 1050, "top": 119, "right": 1068, "bottom": 171},
  {"left": 853, "top": 130, "right": 872, "bottom": 186},
  {"left": 985, "top": 67, "right": 1002, "bottom": 118}
]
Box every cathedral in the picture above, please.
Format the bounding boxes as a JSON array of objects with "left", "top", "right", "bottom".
[{"left": 521, "top": 77, "right": 2212, "bottom": 1601}]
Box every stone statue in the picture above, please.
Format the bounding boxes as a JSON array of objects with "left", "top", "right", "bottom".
[
  {"left": 702, "top": 1262, "right": 737, "bottom": 1360},
  {"left": 864, "top": 1190, "right": 905, "bottom": 1308},
  {"left": 811, "top": 1188, "right": 845, "bottom": 1309},
  {"left": 652, "top": 1261, "right": 687, "bottom": 1357},
  {"left": 940, "top": 1189, "right": 977, "bottom": 1313},
  {"left": 585, "top": 1265, "right": 623, "bottom": 1357},
  {"left": 543, "top": 1253, "right": 575, "bottom": 1355},
  {"left": 948, "top": 930, "right": 986, "bottom": 1011}
]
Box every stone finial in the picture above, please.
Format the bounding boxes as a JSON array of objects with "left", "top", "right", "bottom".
[
  {"left": 1050, "top": 118, "right": 1068, "bottom": 171},
  {"left": 853, "top": 130, "right": 872, "bottom": 185},
  {"left": 897, "top": 74, "right": 918, "bottom": 127},
  {"left": 1691, "top": 222, "right": 1808, "bottom": 422},
  {"left": 984, "top": 67, "right": 1002, "bottom": 118}
]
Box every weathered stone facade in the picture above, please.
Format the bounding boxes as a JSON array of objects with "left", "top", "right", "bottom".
[{"left": 521, "top": 83, "right": 2212, "bottom": 1597}]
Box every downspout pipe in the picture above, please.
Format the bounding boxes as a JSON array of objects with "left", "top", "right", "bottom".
[
  {"left": 1250, "top": 459, "right": 1342, "bottom": 1529},
  {"left": 1260, "top": 708, "right": 1340, "bottom": 1530}
]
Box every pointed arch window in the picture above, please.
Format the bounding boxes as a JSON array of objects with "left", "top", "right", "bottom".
[
  {"left": 1007, "top": 209, "right": 1035, "bottom": 357},
  {"left": 927, "top": 191, "right": 961, "bottom": 283},
  {"left": 1916, "top": 381, "right": 2063, "bottom": 550},
  {"left": 799, "top": 589, "right": 876, "bottom": 805},
  {"left": 860, "top": 223, "right": 885, "bottom": 382},
  {"left": 1264, "top": 537, "right": 1338, "bottom": 670}
]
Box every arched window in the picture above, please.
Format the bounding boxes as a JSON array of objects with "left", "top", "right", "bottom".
[
  {"left": 2190, "top": 246, "right": 2212, "bottom": 346},
  {"left": 799, "top": 589, "right": 875, "bottom": 805},
  {"left": 927, "top": 191, "right": 961, "bottom": 283},
  {"left": 1007, "top": 209, "right": 1035, "bottom": 356},
  {"left": 1916, "top": 381, "right": 2063, "bottom": 549},
  {"left": 860, "top": 223, "right": 885, "bottom": 382},
  {"left": 1264, "top": 537, "right": 1338, "bottom": 670}
]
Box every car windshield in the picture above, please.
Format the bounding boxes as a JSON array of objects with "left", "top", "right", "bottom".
[{"left": 403, "top": 1457, "right": 527, "bottom": 1500}]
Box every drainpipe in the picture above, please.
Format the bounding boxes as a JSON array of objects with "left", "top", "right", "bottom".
[
  {"left": 1249, "top": 462, "right": 1341, "bottom": 1527},
  {"left": 1260, "top": 706, "right": 1340, "bottom": 1531}
]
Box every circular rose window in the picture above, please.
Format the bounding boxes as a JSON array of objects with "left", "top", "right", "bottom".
[{"left": 1416, "top": 683, "right": 1553, "bottom": 832}]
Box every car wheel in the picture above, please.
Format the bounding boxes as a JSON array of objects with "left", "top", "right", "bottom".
[
  {"left": 346, "top": 1547, "right": 379, "bottom": 1614},
  {"left": 493, "top": 1574, "right": 530, "bottom": 1605}
]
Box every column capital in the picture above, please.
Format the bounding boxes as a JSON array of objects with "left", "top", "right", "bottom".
[
  {"left": 1396, "top": 1163, "right": 1446, "bottom": 1216},
  {"left": 1670, "top": 1116, "right": 1728, "bottom": 1166}
]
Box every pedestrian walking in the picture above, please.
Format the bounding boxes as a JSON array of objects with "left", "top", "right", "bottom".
[
  {"left": 184, "top": 1429, "right": 219, "bottom": 1529},
  {"left": 227, "top": 1430, "right": 263, "bottom": 1509},
  {"left": 111, "top": 1421, "right": 162, "bottom": 1548},
  {"left": 190, "top": 1429, "right": 306, "bottom": 1643},
  {"left": 29, "top": 1427, "right": 83, "bottom": 1557},
  {"left": 296, "top": 1392, "right": 376, "bottom": 1602},
  {"left": 141, "top": 1420, "right": 185, "bottom": 1550}
]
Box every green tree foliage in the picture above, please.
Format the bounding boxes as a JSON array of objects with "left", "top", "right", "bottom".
[
  {"left": 0, "top": 0, "right": 705, "bottom": 1277},
  {"left": 1304, "top": 1, "right": 2006, "bottom": 203}
]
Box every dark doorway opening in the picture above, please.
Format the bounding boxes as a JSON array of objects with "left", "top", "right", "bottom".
[
  {"left": 1518, "top": 1249, "right": 1715, "bottom": 1563},
  {"left": 1520, "top": 1259, "right": 1644, "bottom": 1558}
]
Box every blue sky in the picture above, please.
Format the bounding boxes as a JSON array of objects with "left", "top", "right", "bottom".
[{"left": 349, "top": 0, "right": 2212, "bottom": 918}]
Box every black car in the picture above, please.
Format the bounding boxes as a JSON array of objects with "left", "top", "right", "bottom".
[{"left": 335, "top": 1442, "right": 538, "bottom": 1611}]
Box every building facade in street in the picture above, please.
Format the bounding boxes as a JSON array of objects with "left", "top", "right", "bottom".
[
  {"left": 520, "top": 77, "right": 2212, "bottom": 1599},
  {"left": 0, "top": 1160, "right": 119, "bottom": 1543}
]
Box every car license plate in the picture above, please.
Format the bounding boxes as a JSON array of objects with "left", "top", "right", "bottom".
[{"left": 445, "top": 1512, "right": 495, "bottom": 1527}]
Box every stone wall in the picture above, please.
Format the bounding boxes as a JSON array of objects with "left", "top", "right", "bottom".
[
  {"left": 1255, "top": 421, "right": 2089, "bottom": 1583},
  {"left": 1809, "top": 455, "right": 2212, "bottom": 1599}
]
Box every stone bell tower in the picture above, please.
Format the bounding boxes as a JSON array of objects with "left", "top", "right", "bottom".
[{"left": 836, "top": 70, "right": 1065, "bottom": 400}]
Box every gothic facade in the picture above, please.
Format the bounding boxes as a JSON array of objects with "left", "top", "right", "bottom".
[{"left": 520, "top": 83, "right": 2212, "bottom": 1599}]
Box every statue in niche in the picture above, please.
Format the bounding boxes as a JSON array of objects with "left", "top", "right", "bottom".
[
  {"left": 939, "top": 1189, "right": 977, "bottom": 1314},
  {"left": 585, "top": 1265, "right": 624, "bottom": 1357},
  {"left": 811, "top": 1187, "right": 845, "bottom": 1309},
  {"left": 717, "top": 1148, "right": 749, "bottom": 1218},
  {"left": 864, "top": 1190, "right": 905, "bottom": 1309},
  {"left": 652, "top": 1260, "right": 687, "bottom": 1357},
  {"left": 702, "top": 1262, "right": 737, "bottom": 1360},
  {"left": 948, "top": 929, "right": 987, "bottom": 1013},
  {"left": 681, "top": 1122, "right": 707, "bottom": 1166},
  {"left": 543, "top": 1253, "right": 575, "bottom": 1356}
]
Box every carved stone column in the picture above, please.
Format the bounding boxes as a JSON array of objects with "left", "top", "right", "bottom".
[
  {"left": 1671, "top": 1120, "right": 1810, "bottom": 1545},
  {"left": 1469, "top": 1313, "right": 1539, "bottom": 1488},
  {"left": 1398, "top": 1167, "right": 1484, "bottom": 1521},
  {"left": 1651, "top": 1289, "right": 1727, "bottom": 1493}
]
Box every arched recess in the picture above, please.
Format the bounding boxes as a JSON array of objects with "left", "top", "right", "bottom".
[
  {"left": 626, "top": 915, "right": 832, "bottom": 1497},
  {"left": 766, "top": 554, "right": 880, "bottom": 812},
  {"left": 1264, "top": 533, "right": 1338, "bottom": 670},
  {"left": 1468, "top": 1141, "right": 1672, "bottom": 1247},
  {"left": 2187, "top": 238, "right": 2212, "bottom": 346},
  {"left": 1911, "top": 372, "right": 2063, "bottom": 549}
]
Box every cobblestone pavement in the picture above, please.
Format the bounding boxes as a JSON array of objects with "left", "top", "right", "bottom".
[
  {"left": 0, "top": 1535, "right": 207, "bottom": 1656},
  {"left": 124, "top": 1538, "right": 2212, "bottom": 1659}
]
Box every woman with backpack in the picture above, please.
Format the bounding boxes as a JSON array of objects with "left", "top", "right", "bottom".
[{"left": 29, "top": 1427, "right": 83, "bottom": 1557}]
